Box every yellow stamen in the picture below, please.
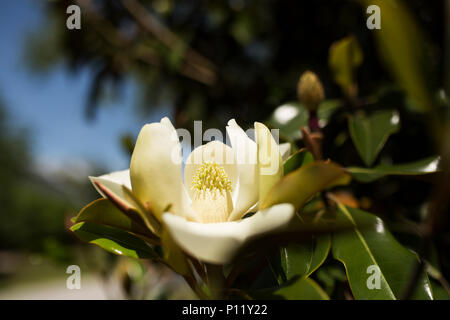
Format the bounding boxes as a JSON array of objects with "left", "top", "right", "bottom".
[
  {"left": 191, "top": 162, "right": 232, "bottom": 194},
  {"left": 191, "top": 162, "right": 233, "bottom": 223}
]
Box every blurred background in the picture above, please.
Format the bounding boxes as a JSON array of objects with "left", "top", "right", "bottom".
[{"left": 0, "top": 0, "right": 448, "bottom": 299}]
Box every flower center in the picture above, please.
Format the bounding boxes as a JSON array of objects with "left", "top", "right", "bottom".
[
  {"left": 191, "top": 162, "right": 233, "bottom": 223},
  {"left": 191, "top": 162, "right": 232, "bottom": 194}
]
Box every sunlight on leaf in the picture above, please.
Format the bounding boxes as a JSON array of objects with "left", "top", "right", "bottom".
[
  {"left": 261, "top": 161, "right": 351, "bottom": 210},
  {"left": 329, "top": 35, "right": 363, "bottom": 94},
  {"left": 70, "top": 222, "right": 159, "bottom": 260},
  {"left": 332, "top": 204, "right": 433, "bottom": 300},
  {"left": 347, "top": 156, "right": 441, "bottom": 183},
  {"left": 283, "top": 148, "right": 314, "bottom": 175}
]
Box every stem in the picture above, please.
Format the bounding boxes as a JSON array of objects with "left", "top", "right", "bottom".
[
  {"left": 183, "top": 275, "right": 209, "bottom": 300},
  {"left": 205, "top": 264, "right": 225, "bottom": 299},
  {"left": 308, "top": 110, "right": 320, "bottom": 132}
]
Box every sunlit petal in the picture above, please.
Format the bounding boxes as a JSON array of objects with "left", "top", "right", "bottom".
[
  {"left": 255, "top": 122, "right": 283, "bottom": 204},
  {"left": 130, "top": 119, "right": 195, "bottom": 220},
  {"left": 162, "top": 203, "right": 295, "bottom": 264},
  {"left": 226, "top": 119, "right": 259, "bottom": 221}
]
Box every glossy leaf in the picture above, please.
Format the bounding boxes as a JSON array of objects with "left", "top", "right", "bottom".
[
  {"left": 261, "top": 161, "right": 351, "bottom": 210},
  {"left": 281, "top": 235, "right": 331, "bottom": 280},
  {"left": 316, "top": 265, "right": 348, "bottom": 296},
  {"left": 425, "top": 259, "right": 450, "bottom": 300},
  {"left": 332, "top": 204, "right": 433, "bottom": 300},
  {"left": 429, "top": 280, "right": 450, "bottom": 300},
  {"left": 268, "top": 102, "right": 308, "bottom": 141},
  {"left": 254, "top": 277, "right": 329, "bottom": 300},
  {"left": 348, "top": 110, "right": 400, "bottom": 167},
  {"left": 283, "top": 149, "right": 314, "bottom": 175},
  {"left": 347, "top": 156, "right": 441, "bottom": 183},
  {"left": 70, "top": 222, "right": 159, "bottom": 259},
  {"left": 275, "top": 277, "right": 329, "bottom": 300}
]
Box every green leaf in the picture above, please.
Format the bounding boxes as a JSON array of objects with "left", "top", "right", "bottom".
[
  {"left": 332, "top": 205, "right": 433, "bottom": 300},
  {"left": 70, "top": 222, "right": 159, "bottom": 260},
  {"left": 348, "top": 110, "right": 400, "bottom": 167},
  {"left": 275, "top": 277, "right": 329, "bottom": 300},
  {"left": 281, "top": 235, "right": 331, "bottom": 280},
  {"left": 316, "top": 265, "right": 348, "bottom": 296},
  {"left": 283, "top": 148, "right": 314, "bottom": 175},
  {"left": 267, "top": 100, "right": 341, "bottom": 141},
  {"left": 74, "top": 198, "right": 156, "bottom": 242},
  {"left": 429, "top": 280, "right": 450, "bottom": 300},
  {"left": 347, "top": 156, "right": 441, "bottom": 183},
  {"left": 253, "top": 277, "right": 330, "bottom": 300},
  {"left": 358, "top": 0, "right": 434, "bottom": 112},
  {"left": 425, "top": 259, "right": 450, "bottom": 300},
  {"left": 328, "top": 35, "right": 363, "bottom": 92},
  {"left": 267, "top": 102, "right": 308, "bottom": 141},
  {"left": 261, "top": 161, "right": 351, "bottom": 210},
  {"left": 317, "top": 99, "right": 342, "bottom": 125}
]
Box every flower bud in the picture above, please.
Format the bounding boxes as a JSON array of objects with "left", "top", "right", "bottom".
[{"left": 297, "top": 71, "right": 324, "bottom": 111}]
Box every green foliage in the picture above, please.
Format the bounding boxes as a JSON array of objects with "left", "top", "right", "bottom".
[
  {"left": 22, "top": 0, "right": 449, "bottom": 300},
  {"left": 348, "top": 110, "right": 400, "bottom": 167},
  {"left": 253, "top": 277, "right": 329, "bottom": 300},
  {"left": 71, "top": 222, "right": 159, "bottom": 260},
  {"left": 280, "top": 235, "right": 331, "bottom": 280},
  {"left": 74, "top": 198, "right": 154, "bottom": 241},
  {"left": 328, "top": 36, "right": 363, "bottom": 94},
  {"left": 332, "top": 205, "right": 433, "bottom": 300},
  {"left": 283, "top": 149, "right": 314, "bottom": 175},
  {"left": 267, "top": 100, "right": 341, "bottom": 141},
  {"left": 261, "top": 161, "right": 351, "bottom": 210},
  {"left": 347, "top": 156, "right": 441, "bottom": 183}
]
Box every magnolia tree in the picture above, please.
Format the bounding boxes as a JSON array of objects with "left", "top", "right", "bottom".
[
  {"left": 70, "top": 66, "right": 444, "bottom": 299},
  {"left": 66, "top": 1, "right": 448, "bottom": 300}
]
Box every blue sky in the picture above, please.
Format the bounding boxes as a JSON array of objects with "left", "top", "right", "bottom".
[{"left": 0, "top": 1, "right": 167, "bottom": 172}]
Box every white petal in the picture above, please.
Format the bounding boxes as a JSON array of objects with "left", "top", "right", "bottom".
[
  {"left": 160, "top": 116, "right": 176, "bottom": 131},
  {"left": 162, "top": 203, "right": 295, "bottom": 264},
  {"left": 226, "top": 119, "right": 259, "bottom": 221},
  {"left": 89, "top": 169, "right": 134, "bottom": 208},
  {"left": 184, "top": 141, "right": 238, "bottom": 201},
  {"left": 255, "top": 122, "right": 283, "bottom": 203},
  {"left": 279, "top": 143, "right": 292, "bottom": 161},
  {"left": 130, "top": 119, "right": 195, "bottom": 220}
]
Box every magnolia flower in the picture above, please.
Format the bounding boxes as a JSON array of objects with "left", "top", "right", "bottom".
[{"left": 90, "top": 117, "right": 294, "bottom": 264}]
